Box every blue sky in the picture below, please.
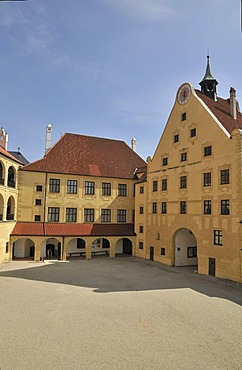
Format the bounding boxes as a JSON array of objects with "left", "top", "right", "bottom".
[{"left": 0, "top": 0, "right": 241, "bottom": 163}]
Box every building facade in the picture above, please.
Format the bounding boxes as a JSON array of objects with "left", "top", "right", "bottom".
[
  {"left": 0, "top": 128, "right": 24, "bottom": 264},
  {"left": 10, "top": 133, "right": 146, "bottom": 262},
  {"left": 134, "top": 57, "right": 242, "bottom": 283}
]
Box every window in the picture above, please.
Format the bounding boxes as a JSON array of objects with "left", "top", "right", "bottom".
[
  {"left": 204, "top": 200, "right": 211, "bottom": 214},
  {"left": 35, "top": 215, "right": 41, "bottom": 221},
  {"left": 85, "top": 181, "right": 95, "bottom": 195},
  {"left": 139, "top": 225, "right": 143, "bottom": 233},
  {"left": 180, "top": 176, "right": 187, "bottom": 189},
  {"left": 117, "top": 209, "right": 126, "bottom": 223},
  {"left": 187, "top": 246, "right": 197, "bottom": 258},
  {"left": 101, "top": 209, "right": 111, "bottom": 222},
  {"left": 35, "top": 199, "right": 41, "bottom": 206},
  {"left": 221, "top": 200, "right": 230, "bottom": 215},
  {"left": 221, "top": 169, "right": 229, "bottom": 185},
  {"left": 190, "top": 128, "right": 196, "bottom": 138},
  {"left": 162, "top": 179, "right": 167, "bottom": 191},
  {"left": 174, "top": 134, "right": 179, "bottom": 143},
  {"left": 152, "top": 202, "right": 157, "bottom": 214},
  {"left": 140, "top": 186, "right": 144, "bottom": 194},
  {"left": 214, "top": 230, "right": 222, "bottom": 246},
  {"left": 162, "top": 157, "right": 168, "bottom": 166},
  {"left": 49, "top": 179, "right": 60, "bottom": 193},
  {"left": 77, "top": 238, "right": 85, "bottom": 249},
  {"left": 84, "top": 208, "right": 94, "bottom": 222},
  {"left": 181, "top": 152, "right": 187, "bottom": 162},
  {"left": 66, "top": 208, "right": 77, "bottom": 222},
  {"left": 102, "top": 182, "right": 111, "bottom": 196},
  {"left": 204, "top": 145, "right": 212, "bottom": 156},
  {"left": 203, "top": 172, "right": 211, "bottom": 187},
  {"left": 139, "top": 206, "right": 144, "bottom": 214},
  {"left": 118, "top": 184, "right": 127, "bottom": 196},
  {"left": 67, "top": 180, "right": 77, "bottom": 194},
  {"left": 160, "top": 247, "right": 165, "bottom": 256},
  {"left": 139, "top": 242, "right": 143, "bottom": 250},
  {"left": 153, "top": 180, "right": 158, "bottom": 192},
  {"left": 36, "top": 185, "right": 42, "bottom": 192},
  {"left": 180, "top": 201, "right": 186, "bottom": 214},
  {"left": 48, "top": 207, "right": 59, "bottom": 222},
  {"left": 181, "top": 112, "right": 186, "bottom": 121},
  {"left": 5, "top": 242, "right": 9, "bottom": 254},
  {"left": 161, "top": 202, "right": 167, "bottom": 214}
]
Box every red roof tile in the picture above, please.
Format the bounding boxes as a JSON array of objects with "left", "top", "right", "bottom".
[
  {"left": 195, "top": 90, "right": 242, "bottom": 134},
  {"left": 22, "top": 133, "right": 146, "bottom": 179},
  {"left": 11, "top": 222, "right": 135, "bottom": 237},
  {"left": 0, "top": 145, "right": 23, "bottom": 164}
]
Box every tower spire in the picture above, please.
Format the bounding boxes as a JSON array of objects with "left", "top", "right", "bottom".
[{"left": 199, "top": 55, "right": 218, "bottom": 101}]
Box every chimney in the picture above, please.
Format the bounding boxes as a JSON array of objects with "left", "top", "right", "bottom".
[
  {"left": 0, "top": 127, "right": 8, "bottom": 150},
  {"left": 230, "top": 87, "right": 237, "bottom": 120},
  {"left": 45, "top": 124, "right": 52, "bottom": 154},
  {"left": 131, "top": 138, "right": 137, "bottom": 152}
]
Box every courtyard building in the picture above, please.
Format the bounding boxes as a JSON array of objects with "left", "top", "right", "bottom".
[{"left": 134, "top": 56, "right": 242, "bottom": 283}]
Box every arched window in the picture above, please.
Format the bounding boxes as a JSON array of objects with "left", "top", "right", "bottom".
[{"left": 8, "top": 166, "right": 15, "bottom": 188}]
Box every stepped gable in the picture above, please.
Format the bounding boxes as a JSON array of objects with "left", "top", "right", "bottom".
[
  {"left": 195, "top": 90, "right": 242, "bottom": 134},
  {"left": 21, "top": 133, "right": 146, "bottom": 179}
]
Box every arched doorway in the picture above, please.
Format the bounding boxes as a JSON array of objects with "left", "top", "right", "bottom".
[
  {"left": 67, "top": 238, "right": 86, "bottom": 258},
  {"left": 6, "top": 196, "right": 15, "bottom": 220},
  {"left": 13, "top": 238, "right": 35, "bottom": 260},
  {"left": 40, "top": 238, "right": 61, "bottom": 259},
  {"left": 115, "top": 238, "right": 132, "bottom": 255},
  {"left": 91, "top": 238, "right": 110, "bottom": 256},
  {"left": 173, "top": 228, "right": 198, "bottom": 267}
]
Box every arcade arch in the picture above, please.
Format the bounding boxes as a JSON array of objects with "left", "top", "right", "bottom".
[
  {"left": 13, "top": 238, "right": 35, "bottom": 260},
  {"left": 115, "top": 238, "right": 132, "bottom": 255},
  {"left": 6, "top": 196, "right": 15, "bottom": 220},
  {"left": 40, "top": 238, "right": 62, "bottom": 259},
  {"left": 173, "top": 228, "right": 198, "bottom": 267}
]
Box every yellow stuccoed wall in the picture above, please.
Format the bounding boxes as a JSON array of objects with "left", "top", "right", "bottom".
[
  {"left": 17, "top": 170, "right": 135, "bottom": 224},
  {"left": 135, "top": 85, "right": 242, "bottom": 283},
  {"left": 0, "top": 155, "right": 20, "bottom": 264}
]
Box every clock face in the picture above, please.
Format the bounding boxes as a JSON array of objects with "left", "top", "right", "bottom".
[{"left": 177, "top": 83, "right": 191, "bottom": 105}]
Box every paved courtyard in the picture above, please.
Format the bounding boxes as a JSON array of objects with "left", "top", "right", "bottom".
[{"left": 0, "top": 256, "right": 242, "bottom": 370}]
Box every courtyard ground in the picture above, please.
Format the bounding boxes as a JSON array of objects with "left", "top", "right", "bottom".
[{"left": 0, "top": 256, "right": 242, "bottom": 370}]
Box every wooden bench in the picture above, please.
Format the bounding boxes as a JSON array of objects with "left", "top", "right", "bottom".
[
  {"left": 92, "top": 250, "right": 109, "bottom": 256},
  {"left": 68, "top": 251, "right": 86, "bottom": 257}
]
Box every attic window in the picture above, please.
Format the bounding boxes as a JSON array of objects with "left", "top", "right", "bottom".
[
  {"left": 204, "top": 145, "right": 212, "bottom": 157},
  {"left": 181, "top": 113, "right": 186, "bottom": 121}
]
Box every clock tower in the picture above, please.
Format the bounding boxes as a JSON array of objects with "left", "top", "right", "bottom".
[{"left": 199, "top": 55, "right": 218, "bottom": 101}]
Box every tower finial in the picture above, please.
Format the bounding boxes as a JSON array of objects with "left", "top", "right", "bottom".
[{"left": 199, "top": 54, "right": 218, "bottom": 101}]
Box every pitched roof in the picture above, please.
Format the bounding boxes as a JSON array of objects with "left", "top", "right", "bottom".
[
  {"left": 0, "top": 145, "right": 23, "bottom": 164},
  {"left": 9, "top": 151, "right": 29, "bottom": 165},
  {"left": 11, "top": 222, "right": 135, "bottom": 237},
  {"left": 21, "top": 133, "right": 146, "bottom": 179},
  {"left": 195, "top": 90, "right": 242, "bottom": 134}
]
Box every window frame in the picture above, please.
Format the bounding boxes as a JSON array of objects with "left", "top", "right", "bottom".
[
  {"left": 214, "top": 230, "right": 223, "bottom": 246},
  {"left": 203, "top": 172, "right": 211, "bottom": 187},
  {"left": 187, "top": 246, "right": 197, "bottom": 258},
  {"left": 221, "top": 199, "right": 230, "bottom": 215},
  {"left": 180, "top": 201, "right": 187, "bottom": 214},
  {"left": 117, "top": 209, "right": 126, "bottom": 223},
  {"left": 204, "top": 145, "right": 212, "bottom": 157},
  {"left": 190, "top": 128, "right": 196, "bottom": 138},
  {"left": 162, "top": 179, "right": 167, "bottom": 191},
  {"left": 161, "top": 201, "right": 167, "bottom": 214},
  {"left": 220, "top": 169, "right": 229, "bottom": 185},
  {"left": 180, "top": 175, "right": 187, "bottom": 189},
  {"left": 204, "top": 200, "right": 211, "bottom": 215},
  {"left": 118, "top": 183, "right": 127, "bottom": 197},
  {"left": 101, "top": 209, "right": 111, "bottom": 223},
  {"left": 67, "top": 180, "right": 77, "bottom": 194},
  {"left": 102, "top": 182, "right": 111, "bottom": 196},
  {"left": 153, "top": 180, "right": 158, "bottom": 192},
  {"left": 84, "top": 208, "right": 94, "bottom": 223},
  {"left": 49, "top": 179, "right": 60, "bottom": 193},
  {"left": 85, "top": 181, "right": 95, "bottom": 195},
  {"left": 181, "top": 152, "right": 187, "bottom": 162},
  {"left": 66, "top": 208, "right": 77, "bottom": 222},
  {"left": 48, "top": 207, "right": 60, "bottom": 222},
  {"left": 152, "top": 202, "right": 157, "bottom": 214}
]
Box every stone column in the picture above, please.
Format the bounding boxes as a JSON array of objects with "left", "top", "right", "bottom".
[
  {"left": 109, "top": 241, "right": 115, "bottom": 259},
  {"left": 85, "top": 243, "right": 92, "bottom": 260},
  {"left": 62, "top": 238, "right": 67, "bottom": 261},
  {"left": 34, "top": 244, "right": 41, "bottom": 262}
]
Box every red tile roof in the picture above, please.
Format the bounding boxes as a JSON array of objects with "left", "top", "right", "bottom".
[
  {"left": 195, "top": 90, "right": 242, "bottom": 134},
  {"left": 0, "top": 145, "right": 23, "bottom": 164},
  {"left": 21, "top": 133, "right": 146, "bottom": 179},
  {"left": 11, "top": 222, "right": 135, "bottom": 237}
]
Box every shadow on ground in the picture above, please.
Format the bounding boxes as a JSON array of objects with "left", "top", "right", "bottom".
[{"left": 0, "top": 256, "right": 241, "bottom": 306}]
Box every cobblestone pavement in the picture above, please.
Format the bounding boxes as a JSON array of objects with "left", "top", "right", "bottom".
[{"left": 0, "top": 256, "right": 242, "bottom": 370}]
